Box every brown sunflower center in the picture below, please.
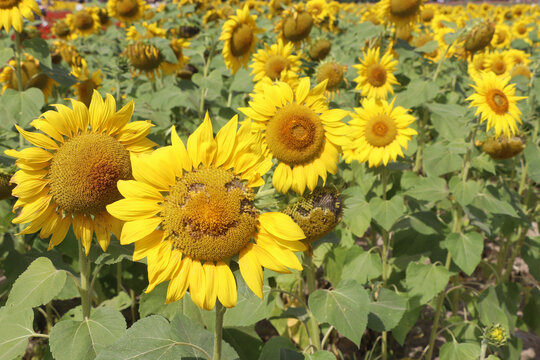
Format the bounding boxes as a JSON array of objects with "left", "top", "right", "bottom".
[
  {"left": 365, "top": 114, "right": 398, "bottom": 147},
  {"left": 266, "top": 103, "right": 325, "bottom": 165},
  {"left": 116, "top": 0, "right": 139, "bottom": 17},
  {"left": 230, "top": 23, "right": 253, "bottom": 57},
  {"left": 366, "top": 64, "right": 387, "bottom": 87},
  {"left": 390, "top": 0, "right": 422, "bottom": 17},
  {"left": 309, "top": 39, "right": 331, "bottom": 61},
  {"left": 421, "top": 7, "right": 434, "bottom": 22},
  {"left": 283, "top": 11, "right": 313, "bottom": 42},
  {"left": 496, "top": 31, "right": 507, "bottom": 44},
  {"left": 73, "top": 11, "right": 94, "bottom": 31},
  {"left": 491, "top": 59, "right": 507, "bottom": 75},
  {"left": 161, "top": 168, "right": 258, "bottom": 262},
  {"left": 48, "top": 133, "right": 131, "bottom": 215},
  {"left": 316, "top": 62, "right": 343, "bottom": 90},
  {"left": 517, "top": 23, "right": 527, "bottom": 35},
  {"left": 265, "top": 55, "right": 288, "bottom": 80},
  {"left": 486, "top": 89, "right": 509, "bottom": 115},
  {"left": 0, "top": 0, "right": 19, "bottom": 9}
]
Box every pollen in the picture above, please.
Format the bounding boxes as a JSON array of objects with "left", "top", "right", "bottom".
[
  {"left": 48, "top": 133, "right": 131, "bottom": 215},
  {"left": 231, "top": 23, "right": 253, "bottom": 57},
  {"left": 366, "top": 64, "right": 387, "bottom": 87},
  {"left": 486, "top": 89, "right": 509, "bottom": 114},
  {"left": 365, "top": 113, "right": 398, "bottom": 147},
  {"left": 161, "top": 168, "right": 258, "bottom": 262},
  {"left": 265, "top": 103, "right": 325, "bottom": 166}
]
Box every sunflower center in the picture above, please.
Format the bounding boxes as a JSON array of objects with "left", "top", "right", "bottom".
[
  {"left": 517, "top": 24, "right": 527, "bottom": 35},
  {"left": 265, "top": 55, "right": 288, "bottom": 80},
  {"left": 116, "top": 0, "right": 139, "bottom": 17},
  {"left": 266, "top": 103, "right": 325, "bottom": 165},
  {"left": 390, "top": 0, "right": 421, "bottom": 17},
  {"left": 0, "top": 0, "right": 19, "bottom": 9},
  {"left": 73, "top": 11, "right": 95, "bottom": 30},
  {"left": 486, "top": 89, "right": 509, "bottom": 115},
  {"left": 492, "top": 60, "right": 507, "bottom": 75},
  {"left": 366, "top": 64, "right": 387, "bottom": 87},
  {"left": 316, "top": 63, "right": 343, "bottom": 90},
  {"left": 126, "top": 43, "right": 163, "bottom": 71},
  {"left": 48, "top": 133, "right": 131, "bottom": 215},
  {"left": 55, "top": 20, "right": 71, "bottom": 37},
  {"left": 230, "top": 24, "right": 253, "bottom": 57},
  {"left": 283, "top": 11, "right": 313, "bottom": 42},
  {"left": 161, "top": 168, "right": 258, "bottom": 262},
  {"left": 365, "top": 114, "right": 398, "bottom": 147}
]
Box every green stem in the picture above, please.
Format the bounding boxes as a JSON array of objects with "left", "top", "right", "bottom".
[
  {"left": 78, "top": 240, "right": 91, "bottom": 319},
  {"left": 380, "top": 167, "right": 390, "bottom": 360},
  {"left": 462, "top": 124, "right": 478, "bottom": 182},
  {"left": 479, "top": 339, "right": 488, "bottom": 360},
  {"left": 116, "top": 261, "right": 122, "bottom": 294},
  {"left": 414, "top": 108, "right": 427, "bottom": 174},
  {"left": 213, "top": 301, "right": 226, "bottom": 360},
  {"left": 305, "top": 256, "right": 321, "bottom": 352},
  {"left": 199, "top": 41, "right": 217, "bottom": 117}
]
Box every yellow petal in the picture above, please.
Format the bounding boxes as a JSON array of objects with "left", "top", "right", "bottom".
[
  {"left": 117, "top": 180, "right": 163, "bottom": 201},
  {"left": 203, "top": 262, "right": 217, "bottom": 310},
  {"left": 239, "top": 244, "right": 263, "bottom": 299},
  {"left": 15, "top": 125, "right": 59, "bottom": 150},
  {"left": 187, "top": 113, "right": 216, "bottom": 168},
  {"left": 133, "top": 230, "right": 165, "bottom": 261},
  {"left": 251, "top": 244, "right": 290, "bottom": 273},
  {"left": 216, "top": 261, "right": 237, "bottom": 308},
  {"left": 48, "top": 215, "right": 72, "bottom": 250},
  {"left": 295, "top": 78, "right": 310, "bottom": 104},
  {"left": 121, "top": 217, "right": 162, "bottom": 245},
  {"left": 73, "top": 214, "right": 94, "bottom": 255},
  {"left": 214, "top": 116, "right": 238, "bottom": 167},
  {"left": 165, "top": 256, "right": 191, "bottom": 303},
  {"left": 171, "top": 126, "right": 192, "bottom": 173},
  {"left": 188, "top": 260, "right": 206, "bottom": 309},
  {"left": 106, "top": 198, "right": 161, "bottom": 222},
  {"left": 258, "top": 212, "right": 305, "bottom": 241},
  {"left": 12, "top": 195, "right": 52, "bottom": 224}
]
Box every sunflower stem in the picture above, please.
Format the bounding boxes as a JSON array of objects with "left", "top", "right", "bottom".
[
  {"left": 78, "top": 240, "right": 92, "bottom": 319},
  {"left": 461, "top": 124, "right": 478, "bottom": 182},
  {"left": 199, "top": 39, "right": 217, "bottom": 117},
  {"left": 213, "top": 301, "right": 226, "bottom": 360},
  {"left": 380, "top": 167, "right": 391, "bottom": 360},
  {"left": 14, "top": 31, "right": 25, "bottom": 150},
  {"left": 304, "top": 256, "right": 321, "bottom": 352}
]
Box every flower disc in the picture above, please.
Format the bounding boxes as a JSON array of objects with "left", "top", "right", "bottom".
[
  {"left": 391, "top": 0, "right": 422, "bottom": 17},
  {"left": 49, "top": 133, "right": 131, "bottom": 215},
  {"left": 116, "top": 0, "right": 139, "bottom": 17},
  {"left": 265, "top": 55, "right": 288, "bottom": 80},
  {"left": 73, "top": 10, "right": 95, "bottom": 30},
  {"left": 366, "top": 64, "right": 387, "bottom": 87},
  {"left": 231, "top": 24, "right": 254, "bottom": 57},
  {"left": 283, "top": 11, "right": 313, "bottom": 42},
  {"left": 486, "top": 89, "right": 509, "bottom": 115},
  {"left": 0, "top": 0, "right": 20, "bottom": 9},
  {"left": 365, "top": 114, "right": 398, "bottom": 147}
]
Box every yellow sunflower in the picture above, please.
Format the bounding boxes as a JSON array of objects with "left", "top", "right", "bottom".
[
  {"left": 484, "top": 51, "right": 512, "bottom": 77},
  {"left": 353, "top": 47, "right": 399, "bottom": 100},
  {"left": 161, "top": 38, "right": 190, "bottom": 75},
  {"left": 65, "top": 9, "right": 101, "bottom": 37},
  {"left": 239, "top": 78, "right": 349, "bottom": 194},
  {"left": 315, "top": 61, "right": 346, "bottom": 98},
  {"left": 343, "top": 97, "right": 417, "bottom": 167},
  {"left": 52, "top": 19, "right": 74, "bottom": 40},
  {"left": 0, "top": 0, "right": 41, "bottom": 33},
  {"left": 107, "top": 0, "right": 147, "bottom": 24},
  {"left": 220, "top": 5, "right": 262, "bottom": 74},
  {"left": 0, "top": 53, "right": 55, "bottom": 101},
  {"left": 4, "top": 91, "right": 157, "bottom": 254},
  {"left": 106, "top": 115, "right": 306, "bottom": 310},
  {"left": 71, "top": 58, "right": 102, "bottom": 107},
  {"left": 467, "top": 72, "right": 526, "bottom": 138},
  {"left": 250, "top": 39, "right": 302, "bottom": 84},
  {"left": 124, "top": 42, "right": 164, "bottom": 79},
  {"left": 378, "top": 0, "right": 424, "bottom": 30}
]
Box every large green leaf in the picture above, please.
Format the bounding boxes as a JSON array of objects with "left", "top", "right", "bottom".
[
  {"left": 423, "top": 143, "right": 463, "bottom": 177},
  {"left": 7, "top": 257, "right": 67, "bottom": 309},
  {"left": 471, "top": 193, "right": 519, "bottom": 218},
  {"left": 395, "top": 80, "right": 439, "bottom": 108},
  {"left": 306, "top": 351, "right": 336, "bottom": 360},
  {"left": 0, "top": 88, "right": 45, "bottom": 128},
  {"left": 369, "top": 195, "right": 405, "bottom": 231},
  {"left": 50, "top": 307, "right": 127, "bottom": 360},
  {"left": 258, "top": 336, "right": 297, "bottom": 360},
  {"left": 23, "top": 38, "right": 52, "bottom": 68},
  {"left": 0, "top": 306, "right": 35, "bottom": 360},
  {"left": 367, "top": 289, "right": 407, "bottom": 332},
  {"left": 524, "top": 142, "right": 540, "bottom": 182},
  {"left": 426, "top": 103, "right": 470, "bottom": 141},
  {"left": 343, "top": 194, "right": 371, "bottom": 237},
  {"left": 406, "top": 176, "right": 448, "bottom": 202},
  {"left": 96, "top": 314, "right": 238, "bottom": 360},
  {"left": 309, "top": 280, "right": 370, "bottom": 345},
  {"left": 341, "top": 250, "right": 382, "bottom": 284},
  {"left": 444, "top": 232, "right": 483, "bottom": 275},
  {"left": 224, "top": 279, "right": 276, "bottom": 327},
  {"left": 439, "top": 340, "right": 480, "bottom": 360},
  {"left": 449, "top": 177, "right": 481, "bottom": 207},
  {"left": 405, "top": 262, "right": 451, "bottom": 305}
]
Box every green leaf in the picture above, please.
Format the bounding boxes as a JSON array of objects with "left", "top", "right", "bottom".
[
  {"left": 309, "top": 280, "right": 370, "bottom": 345},
  {"left": 7, "top": 257, "right": 66, "bottom": 309},
  {"left": 405, "top": 262, "right": 451, "bottom": 305},
  {"left": 406, "top": 176, "right": 448, "bottom": 202},
  {"left": 426, "top": 103, "right": 470, "bottom": 140},
  {"left": 0, "top": 48, "right": 13, "bottom": 65},
  {"left": 99, "top": 292, "right": 132, "bottom": 311},
  {"left": 524, "top": 142, "right": 540, "bottom": 182},
  {"left": 223, "top": 328, "right": 262, "bottom": 360},
  {"left": 0, "top": 88, "right": 45, "bottom": 128},
  {"left": 0, "top": 306, "right": 35, "bottom": 360},
  {"left": 258, "top": 336, "right": 297, "bottom": 360},
  {"left": 368, "top": 289, "right": 407, "bottom": 332},
  {"left": 471, "top": 193, "right": 518, "bottom": 218},
  {"left": 306, "top": 351, "right": 336, "bottom": 360},
  {"left": 369, "top": 195, "right": 405, "bottom": 231},
  {"left": 23, "top": 38, "right": 52, "bottom": 68},
  {"left": 224, "top": 282, "right": 275, "bottom": 327},
  {"left": 341, "top": 251, "right": 382, "bottom": 284},
  {"left": 343, "top": 194, "right": 371, "bottom": 237},
  {"left": 415, "top": 40, "right": 438, "bottom": 53},
  {"left": 395, "top": 80, "right": 439, "bottom": 109},
  {"left": 476, "top": 286, "right": 515, "bottom": 330},
  {"left": 449, "top": 177, "right": 480, "bottom": 207},
  {"left": 229, "top": 67, "right": 254, "bottom": 93},
  {"left": 50, "top": 307, "right": 127, "bottom": 360},
  {"left": 444, "top": 232, "right": 483, "bottom": 275},
  {"left": 96, "top": 314, "right": 238, "bottom": 360},
  {"left": 423, "top": 143, "right": 463, "bottom": 177},
  {"left": 139, "top": 282, "right": 184, "bottom": 320},
  {"left": 439, "top": 340, "right": 480, "bottom": 360}
]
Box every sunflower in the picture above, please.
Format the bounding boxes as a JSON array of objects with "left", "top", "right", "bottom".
[
  {"left": 315, "top": 61, "right": 346, "bottom": 98},
  {"left": 0, "top": 54, "right": 55, "bottom": 101},
  {"left": 52, "top": 19, "right": 74, "bottom": 40},
  {"left": 276, "top": 4, "right": 314, "bottom": 46},
  {"left": 512, "top": 18, "right": 532, "bottom": 43},
  {"left": 484, "top": 51, "right": 512, "bottom": 77},
  {"left": 106, "top": 115, "right": 306, "bottom": 310},
  {"left": 0, "top": 0, "right": 41, "bottom": 33},
  {"left": 220, "top": 5, "right": 262, "bottom": 74},
  {"left": 378, "top": 0, "right": 424, "bottom": 30},
  {"left": 250, "top": 39, "right": 301, "bottom": 84},
  {"left": 491, "top": 23, "right": 511, "bottom": 49},
  {"left": 124, "top": 42, "right": 164, "bottom": 79},
  {"left": 239, "top": 78, "right": 349, "bottom": 194},
  {"left": 65, "top": 9, "right": 101, "bottom": 37},
  {"left": 71, "top": 58, "right": 102, "bottom": 107},
  {"left": 343, "top": 98, "right": 417, "bottom": 167},
  {"left": 467, "top": 72, "right": 526, "bottom": 138},
  {"left": 4, "top": 91, "right": 157, "bottom": 254},
  {"left": 467, "top": 53, "right": 487, "bottom": 79},
  {"left": 353, "top": 47, "right": 399, "bottom": 100},
  {"left": 107, "top": 0, "right": 147, "bottom": 24}
]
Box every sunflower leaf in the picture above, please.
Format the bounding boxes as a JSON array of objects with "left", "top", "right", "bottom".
[{"left": 0, "top": 305, "right": 35, "bottom": 360}]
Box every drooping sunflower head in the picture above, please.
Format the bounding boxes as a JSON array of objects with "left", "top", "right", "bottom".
[
  {"left": 220, "top": 5, "right": 261, "bottom": 74},
  {"left": 52, "top": 19, "right": 73, "bottom": 40},
  {"left": 467, "top": 72, "right": 526, "bottom": 138},
  {"left": 67, "top": 9, "right": 101, "bottom": 37},
  {"left": 107, "top": 0, "right": 147, "bottom": 24},
  {"left": 308, "top": 38, "right": 332, "bottom": 61},
  {"left": 4, "top": 91, "right": 157, "bottom": 254},
  {"left": 343, "top": 97, "right": 417, "bottom": 167},
  {"left": 124, "top": 42, "right": 164, "bottom": 78},
  {"left": 71, "top": 58, "right": 102, "bottom": 107},
  {"left": 0, "top": 0, "right": 41, "bottom": 33},
  {"left": 280, "top": 7, "right": 314, "bottom": 44},
  {"left": 0, "top": 53, "right": 55, "bottom": 101},
  {"left": 250, "top": 39, "right": 301, "bottom": 83},
  {"left": 353, "top": 47, "right": 399, "bottom": 100},
  {"left": 480, "top": 136, "right": 526, "bottom": 160},
  {"left": 107, "top": 114, "right": 307, "bottom": 310},
  {"left": 463, "top": 21, "right": 495, "bottom": 54},
  {"left": 315, "top": 61, "right": 346, "bottom": 96},
  {"left": 378, "top": 0, "right": 424, "bottom": 30},
  {"left": 239, "top": 77, "right": 350, "bottom": 194}
]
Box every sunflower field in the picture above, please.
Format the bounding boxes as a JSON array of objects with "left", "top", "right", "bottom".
[{"left": 0, "top": 0, "right": 539, "bottom": 359}]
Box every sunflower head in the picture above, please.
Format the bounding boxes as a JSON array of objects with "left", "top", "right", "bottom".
[
  {"left": 0, "top": 0, "right": 41, "bottom": 33},
  {"left": 353, "top": 47, "right": 399, "bottom": 100},
  {"left": 73, "top": 10, "right": 96, "bottom": 31},
  {"left": 108, "top": 0, "right": 146, "bottom": 23},
  {"left": 309, "top": 39, "right": 332, "bottom": 61},
  {"left": 480, "top": 136, "right": 525, "bottom": 160},
  {"left": 464, "top": 21, "right": 495, "bottom": 54},
  {"left": 282, "top": 11, "right": 313, "bottom": 43},
  {"left": 390, "top": 0, "right": 422, "bottom": 17},
  {"left": 125, "top": 42, "right": 163, "bottom": 72},
  {"left": 53, "top": 19, "right": 72, "bottom": 39},
  {"left": 316, "top": 61, "right": 345, "bottom": 92},
  {"left": 421, "top": 6, "right": 434, "bottom": 22}
]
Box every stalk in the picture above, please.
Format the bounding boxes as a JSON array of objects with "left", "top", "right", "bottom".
[
  {"left": 78, "top": 240, "right": 92, "bottom": 319},
  {"left": 213, "top": 301, "right": 226, "bottom": 360},
  {"left": 304, "top": 256, "right": 321, "bottom": 351},
  {"left": 380, "top": 167, "right": 390, "bottom": 360}
]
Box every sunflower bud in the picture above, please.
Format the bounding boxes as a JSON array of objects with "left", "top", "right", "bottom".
[
  {"left": 464, "top": 21, "right": 495, "bottom": 54},
  {"left": 283, "top": 11, "right": 313, "bottom": 42},
  {"left": 283, "top": 187, "right": 343, "bottom": 245},
  {"left": 483, "top": 324, "right": 508, "bottom": 347},
  {"left": 309, "top": 39, "right": 332, "bottom": 61},
  {"left": 0, "top": 172, "right": 14, "bottom": 201},
  {"left": 421, "top": 7, "right": 434, "bottom": 22},
  {"left": 125, "top": 42, "right": 163, "bottom": 71},
  {"left": 481, "top": 136, "right": 525, "bottom": 160}
]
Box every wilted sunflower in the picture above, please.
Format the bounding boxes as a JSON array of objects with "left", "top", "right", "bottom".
[
  {"left": 308, "top": 38, "right": 332, "bottom": 61},
  {"left": 277, "top": 4, "right": 314, "bottom": 46},
  {"left": 107, "top": 0, "right": 147, "bottom": 24},
  {"left": 220, "top": 5, "right": 262, "bottom": 74},
  {"left": 52, "top": 19, "right": 73, "bottom": 40},
  {"left": 124, "top": 42, "right": 164, "bottom": 79},
  {"left": 378, "top": 0, "right": 424, "bottom": 30},
  {"left": 107, "top": 115, "right": 306, "bottom": 310},
  {"left": 4, "top": 91, "right": 156, "bottom": 254},
  {"left": 480, "top": 136, "right": 526, "bottom": 160},
  {"left": 66, "top": 9, "right": 101, "bottom": 37},
  {"left": 467, "top": 72, "right": 526, "bottom": 138},
  {"left": 239, "top": 78, "right": 349, "bottom": 194},
  {"left": 343, "top": 98, "right": 417, "bottom": 167},
  {"left": 353, "top": 47, "right": 399, "bottom": 100},
  {"left": 250, "top": 39, "right": 301, "bottom": 83},
  {"left": 315, "top": 61, "right": 346, "bottom": 98},
  {"left": 0, "top": 0, "right": 41, "bottom": 33},
  {"left": 0, "top": 54, "right": 55, "bottom": 101}
]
